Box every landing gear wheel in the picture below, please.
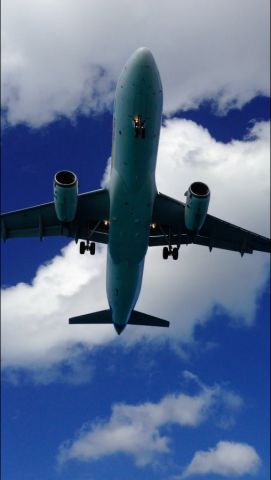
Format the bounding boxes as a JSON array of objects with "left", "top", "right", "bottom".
[
  {"left": 172, "top": 247, "right": 179, "bottom": 260},
  {"left": 141, "top": 127, "right": 145, "bottom": 139},
  {"left": 90, "top": 242, "right": 96, "bottom": 255},
  {"left": 79, "top": 241, "right": 86, "bottom": 255},
  {"left": 163, "top": 246, "right": 169, "bottom": 260}
]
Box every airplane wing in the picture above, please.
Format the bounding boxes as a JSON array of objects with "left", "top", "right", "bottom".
[
  {"left": 0, "top": 189, "right": 110, "bottom": 244},
  {"left": 150, "top": 192, "right": 271, "bottom": 255}
]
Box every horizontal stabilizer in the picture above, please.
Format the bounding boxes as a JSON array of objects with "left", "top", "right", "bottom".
[
  {"left": 69, "top": 309, "right": 170, "bottom": 328},
  {"left": 69, "top": 310, "right": 111, "bottom": 324},
  {"left": 128, "top": 310, "right": 170, "bottom": 328}
]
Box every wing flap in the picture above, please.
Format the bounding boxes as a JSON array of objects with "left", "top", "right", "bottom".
[{"left": 200, "top": 214, "right": 270, "bottom": 254}]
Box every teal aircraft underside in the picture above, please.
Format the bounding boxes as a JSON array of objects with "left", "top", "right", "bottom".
[{"left": 1, "top": 48, "right": 270, "bottom": 335}]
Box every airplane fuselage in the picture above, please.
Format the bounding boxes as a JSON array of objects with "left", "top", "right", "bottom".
[{"left": 106, "top": 48, "right": 163, "bottom": 333}]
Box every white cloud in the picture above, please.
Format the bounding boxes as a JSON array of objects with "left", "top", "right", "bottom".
[
  {"left": 57, "top": 373, "right": 242, "bottom": 466},
  {"left": 1, "top": 119, "right": 270, "bottom": 377},
  {"left": 1, "top": 241, "right": 115, "bottom": 369},
  {"left": 2, "top": 0, "right": 269, "bottom": 126},
  {"left": 181, "top": 441, "right": 261, "bottom": 478}
]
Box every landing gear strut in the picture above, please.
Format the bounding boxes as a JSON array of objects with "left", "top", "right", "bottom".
[
  {"left": 79, "top": 241, "right": 96, "bottom": 255},
  {"left": 162, "top": 246, "right": 179, "bottom": 260}
]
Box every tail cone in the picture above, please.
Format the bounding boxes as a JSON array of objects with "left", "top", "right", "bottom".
[{"left": 114, "top": 323, "right": 126, "bottom": 335}]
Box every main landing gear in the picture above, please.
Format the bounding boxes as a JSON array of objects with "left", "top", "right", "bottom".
[
  {"left": 163, "top": 246, "right": 179, "bottom": 260},
  {"left": 158, "top": 225, "right": 180, "bottom": 260},
  {"left": 80, "top": 241, "right": 96, "bottom": 255}
]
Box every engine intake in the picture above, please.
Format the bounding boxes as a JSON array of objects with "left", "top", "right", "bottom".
[
  {"left": 184, "top": 181, "right": 210, "bottom": 232},
  {"left": 54, "top": 170, "right": 78, "bottom": 222}
]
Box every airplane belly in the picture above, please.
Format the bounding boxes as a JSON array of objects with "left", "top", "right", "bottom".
[
  {"left": 106, "top": 160, "right": 155, "bottom": 326},
  {"left": 106, "top": 166, "right": 154, "bottom": 324},
  {"left": 108, "top": 47, "right": 163, "bottom": 263},
  {"left": 108, "top": 168, "right": 154, "bottom": 263},
  {"left": 106, "top": 47, "right": 163, "bottom": 326},
  {"left": 106, "top": 254, "right": 144, "bottom": 326}
]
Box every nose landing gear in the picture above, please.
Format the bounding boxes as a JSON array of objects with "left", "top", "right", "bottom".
[
  {"left": 133, "top": 115, "right": 145, "bottom": 138},
  {"left": 79, "top": 241, "right": 96, "bottom": 255}
]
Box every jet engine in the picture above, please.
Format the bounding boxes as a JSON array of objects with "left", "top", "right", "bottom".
[
  {"left": 54, "top": 170, "right": 78, "bottom": 222},
  {"left": 184, "top": 181, "right": 210, "bottom": 232}
]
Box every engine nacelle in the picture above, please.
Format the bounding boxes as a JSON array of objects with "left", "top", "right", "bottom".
[
  {"left": 54, "top": 170, "right": 78, "bottom": 222},
  {"left": 184, "top": 182, "right": 210, "bottom": 232}
]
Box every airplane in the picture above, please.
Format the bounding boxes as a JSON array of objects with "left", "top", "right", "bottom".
[{"left": 1, "top": 47, "right": 270, "bottom": 335}]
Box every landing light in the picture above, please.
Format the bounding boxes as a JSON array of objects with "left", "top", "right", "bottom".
[
  {"left": 104, "top": 220, "right": 109, "bottom": 226},
  {"left": 151, "top": 223, "right": 156, "bottom": 229}
]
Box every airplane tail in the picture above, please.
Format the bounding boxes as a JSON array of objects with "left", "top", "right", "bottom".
[{"left": 69, "top": 310, "right": 169, "bottom": 328}]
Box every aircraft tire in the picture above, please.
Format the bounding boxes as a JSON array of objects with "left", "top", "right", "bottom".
[
  {"left": 163, "top": 246, "right": 169, "bottom": 260},
  {"left": 172, "top": 247, "right": 178, "bottom": 260},
  {"left": 90, "top": 242, "right": 96, "bottom": 255},
  {"left": 80, "top": 241, "right": 86, "bottom": 255}
]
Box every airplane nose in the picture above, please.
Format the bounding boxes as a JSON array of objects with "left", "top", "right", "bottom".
[
  {"left": 121, "top": 47, "right": 162, "bottom": 93},
  {"left": 134, "top": 47, "right": 155, "bottom": 66},
  {"left": 114, "top": 323, "right": 126, "bottom": 335}
]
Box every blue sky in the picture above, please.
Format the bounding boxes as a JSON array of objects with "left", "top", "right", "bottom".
[{"left": 1, "top": 1, "right": 270, "bottom": 479}]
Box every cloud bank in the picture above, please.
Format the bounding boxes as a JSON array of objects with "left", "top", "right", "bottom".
[
  {"left": 2, "top": 0, "right": 270, "bottom": 126},
  {"left": 182, "top": 440, "right": 261, "bottom": 478},
  {"left": 58, "top": 372, "right": 243, "bottom": 467},
  {"left": 1, "top": 119, "right": 270, "bottom": 377}
]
